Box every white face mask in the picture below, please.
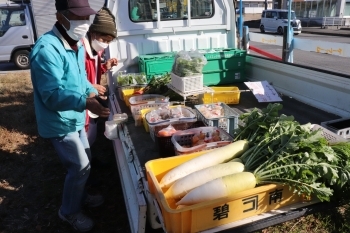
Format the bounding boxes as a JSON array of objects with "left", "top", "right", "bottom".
[
  {"left": 91, "top": 39, "right": 109, "bottom": 52},
  {"left": 62, "top": 15, "right": 89, "bottom": 41}
]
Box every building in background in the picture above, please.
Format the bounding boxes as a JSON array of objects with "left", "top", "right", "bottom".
[
  {"left": 283, "top": 0, "right": 349, "bottom": 17},
  {"left": 238, "top": 0, "right": 348, "bottom": 17},
  {"left": 239, "top": 0, "right": 349, "bottom": 26}
]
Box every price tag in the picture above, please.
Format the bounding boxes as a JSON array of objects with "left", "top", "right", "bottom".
[{"left": 244, "top": 81, "right": 282, "bottom": 102}]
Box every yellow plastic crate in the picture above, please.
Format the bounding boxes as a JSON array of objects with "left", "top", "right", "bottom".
[
  {"left": 118, "top": 86, "right": 145, "bottom": 107},
  {"left": 145, "top": 152, "right": 315, "bottom": 233},
  {"left": 202, "top": 86, "right": 240, "bottom": 104}
]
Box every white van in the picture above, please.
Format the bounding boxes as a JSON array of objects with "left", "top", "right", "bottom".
[{"left": 260, "top": 9, "right": 302, "bottom": 35}]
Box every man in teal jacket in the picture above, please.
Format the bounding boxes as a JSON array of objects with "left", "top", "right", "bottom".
[{"left": 30, "top": 0, "right": 110, "bottom": 232}]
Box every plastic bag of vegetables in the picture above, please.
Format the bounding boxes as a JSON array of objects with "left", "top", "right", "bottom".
[{"left": 172, "top": 50, "right": 207, "bottom": 77}]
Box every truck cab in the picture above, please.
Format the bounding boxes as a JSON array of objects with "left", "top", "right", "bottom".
[
  {"left": 0, "top": 0, "right": 35, "bottom": 69},
  {"left": 107, "top": 0, "right": 232, "bottom": 75}
]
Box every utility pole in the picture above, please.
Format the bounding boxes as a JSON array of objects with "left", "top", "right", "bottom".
[{"left": 265, "top": 0, "right": 267, "bottom": 10}]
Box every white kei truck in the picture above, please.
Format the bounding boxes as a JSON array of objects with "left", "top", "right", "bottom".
[
  {"left": 27, "top": 0, "right": 349, "bottom": 232},
  {"left": 0, "top": 0, "right": 103, "bottom": 69}
]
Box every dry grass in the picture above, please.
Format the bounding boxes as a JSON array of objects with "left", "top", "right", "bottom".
[{"left": 1, "top": 71, "right": 350, "bottom": 233}]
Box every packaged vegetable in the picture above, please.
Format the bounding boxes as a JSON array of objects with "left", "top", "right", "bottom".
[
  {"left": 157, "top": 125, "right": 177, "bottom": 137},
  {"left": 172, "top": 50, "right": 207, "bottom": 77},
  {"left": 117, "top": 72, "right": 147, "bottom": 86},
  {"left": 197, "top": 103, "right": 224, "bottom": 119},
  {"left": 146, "top": 105, "right": 196, "bottom": 125},
  {"left": 133, "top": 73, "right": 147, "bottom": 84},
  {"left": 117, "top": 72, "right": 133, "bottom": 86}
]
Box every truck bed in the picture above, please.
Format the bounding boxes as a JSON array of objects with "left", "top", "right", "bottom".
[
  {"left": 114, "top": 81, "right": 340, "bottom": 168},
  {"left": 109, "top": 55, "right": 349, "bottom": 232}
]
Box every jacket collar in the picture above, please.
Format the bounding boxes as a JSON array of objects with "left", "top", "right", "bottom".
[{"left": 82, "top": 35, "right": 94, "bottom": 58}]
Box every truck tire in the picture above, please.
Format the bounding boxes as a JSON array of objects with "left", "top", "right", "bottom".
[
  {"left": 260, "top": 25, "right": 265, "bottom": 33},
  {"left": 277, "top": 27, "right": 284, "bottom": 35},
  {"left": 13, "top": 50, "right": 30, "bottom": 70}
]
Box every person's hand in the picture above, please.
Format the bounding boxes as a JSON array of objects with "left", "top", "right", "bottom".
[
  {"left": 105, "top": 58, "right": 118, "bottom": 70},
  {"left": 86, "top": 97, "right": 110, "bottom": 118},
  {"left": 92, "top": 84, "right": 107, "bottom": 97}
]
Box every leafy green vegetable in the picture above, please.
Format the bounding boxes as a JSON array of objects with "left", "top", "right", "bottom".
[
  {"left": 128, "top": 75, "right": 133, "bottom": 84},
  {"left": 117, "top": 73, "right": 147, "bottom": 86},
  {"left": 143, "top": 74, "right": 183, "bottom": 101},
  {"left": 171, "top": 50, "right": 207, "bottom": 77},
  {"left": 143, "top": 74, "right": 171, "bottom": 94},
  {"left": 329, "top": 142, "right": 350, "bottom": 203},
  {"left": 330, "top": 142, "right": 350, "bottom": 187},
  {"left": 117, "top": 74, "right": 132, "bottom": 86},
  {"left": 134, "top": 73, "right": 147, "bottom": 84},
  {"left": 233, "top": 103, "right": 350, "bottom": 202}
]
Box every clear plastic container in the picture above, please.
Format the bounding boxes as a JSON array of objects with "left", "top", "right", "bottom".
[
  {"left": 171, "top": 126, "right": 233, "bottom": 155},
  {"left": 145, "top": 105, "right": 197, "bottom": 141}
]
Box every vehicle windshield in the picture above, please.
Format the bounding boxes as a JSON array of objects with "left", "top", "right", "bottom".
[
  {"left": 279, "top": 11, "right": 296, "bottom": 20},
  {"left": 129, "top": 0, "right": 213, "bottom": 22}
]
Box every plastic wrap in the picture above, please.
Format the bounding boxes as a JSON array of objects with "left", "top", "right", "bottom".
[{"left": 172, "top": 50, "right": 207, "bottom": 77}]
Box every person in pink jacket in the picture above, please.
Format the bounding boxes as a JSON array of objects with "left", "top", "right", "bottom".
[{"left": 82, "top": 7, "right": 118, "bottom": 146}]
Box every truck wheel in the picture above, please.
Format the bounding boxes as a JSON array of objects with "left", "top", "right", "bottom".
[
  {"left": 13, "top": 50, "right": 30, "bottom": 70},
  {"left": 260, "top": 25, "right": 265, "bottom": 33},
  {"left": 277, "top": 27, "right": 283, "bottom": 35}
]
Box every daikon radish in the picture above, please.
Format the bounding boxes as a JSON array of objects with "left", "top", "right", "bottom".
[
  {"left": 176, "top": 172, "right": 256, "bottom": 205},
  {"left": 228, "top": 157, "right": 243, "bottom": 163},
  {"left": 164, "top": 162, "right": 245, "bottom": 200},
  {"left": 159, "top": 140, "right": 249, "bottom": 189}
]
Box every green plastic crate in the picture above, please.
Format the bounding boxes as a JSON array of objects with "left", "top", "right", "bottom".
[
  {"left": 203, "top": 69, "right": 246, "bottom": 86},
  {"left": 138, "top": 53, "right": 175, "bottom": 81},
  {"left": 202, "top": 48, "right": 246, "bottom": 72}
]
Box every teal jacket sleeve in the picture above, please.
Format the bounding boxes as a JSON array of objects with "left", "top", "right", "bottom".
[{"left": 31, "top": 41, "right": 98, "bottom": 112}]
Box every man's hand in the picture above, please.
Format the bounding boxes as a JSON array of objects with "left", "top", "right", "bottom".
[
  {"left": 86, "top": 97, "right": 110, "bottom": 118},
  {"left": 105, "top": 58, "right": 118, "bottom": 70}
]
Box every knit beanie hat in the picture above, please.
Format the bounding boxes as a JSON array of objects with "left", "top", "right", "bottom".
[{"left": 89, "top": 7, "right": 117, "bottom": 38}]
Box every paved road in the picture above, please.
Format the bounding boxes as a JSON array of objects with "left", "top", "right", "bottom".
[
  {"left": 249, "top": 41, "right": 350, "bottom": 75},
  {"left": 249, "top": 27, "right": 350, "bottom": 43},
  {"left": 247, "top": 28, "right": 350, "bottom": 75},
  {"left": 300, "top": 26, "right": 350, "bottom": 37},
  {"left": 245, "top": 21, "right": 350, "bottom": 37}
]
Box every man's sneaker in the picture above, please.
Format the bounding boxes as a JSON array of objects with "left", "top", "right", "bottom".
[
  {"left": 84, "top": 194, "right": 104, "bottom": 208},
  {"left": 58, "top": 209, "right": 94, "bottom": 232}
]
